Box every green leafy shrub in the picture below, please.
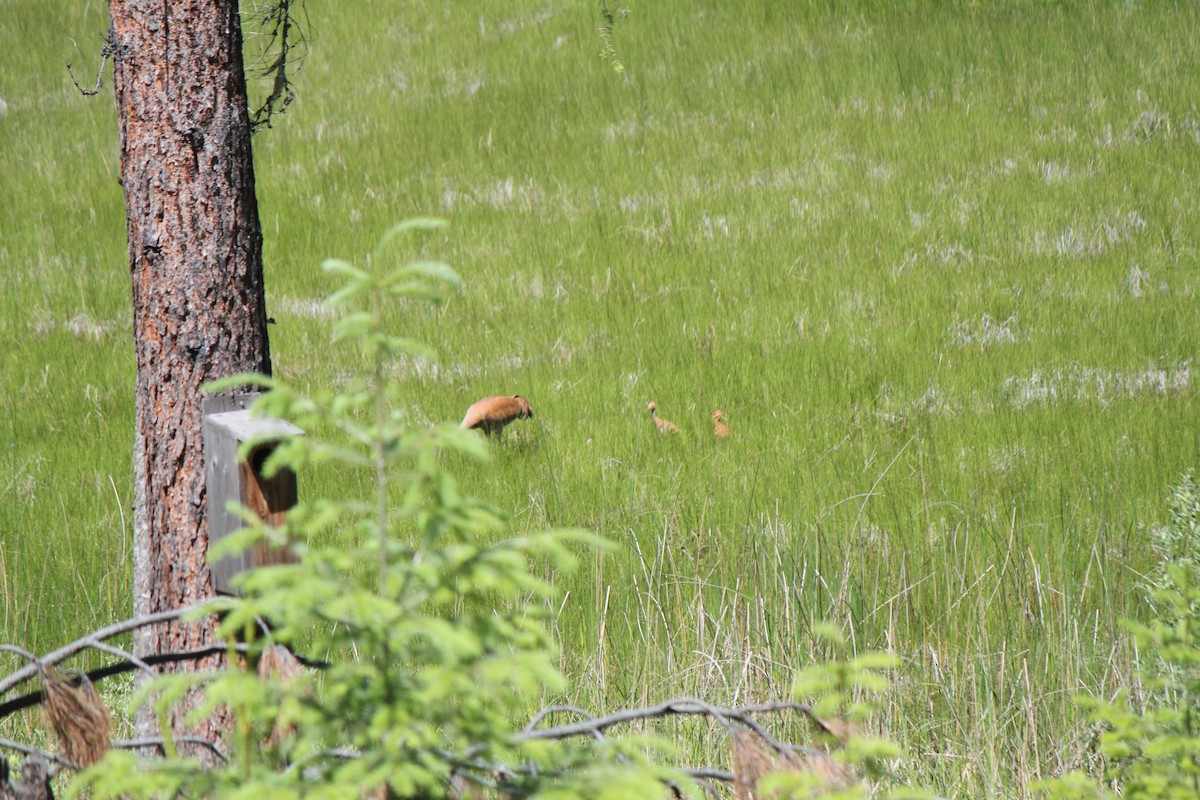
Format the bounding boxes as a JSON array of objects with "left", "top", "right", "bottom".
[{"left": 1037, "top": 471, "right": 1200, "bottom": 800}]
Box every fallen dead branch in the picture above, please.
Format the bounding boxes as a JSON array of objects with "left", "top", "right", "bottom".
[
  {"left": 0, "top": 603, "right": 218, "bottom": 701},
  {"left": 0, "top": 612, "right": 860, "bottom": 798}
]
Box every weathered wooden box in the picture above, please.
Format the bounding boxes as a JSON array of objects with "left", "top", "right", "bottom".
[{"left": 202, "top": 395, "right": 302, "bottom": 596}]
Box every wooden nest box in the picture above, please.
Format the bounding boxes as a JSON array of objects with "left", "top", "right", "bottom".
[{"left": 202, "top": 393, "right": 302, "bottom": 596}]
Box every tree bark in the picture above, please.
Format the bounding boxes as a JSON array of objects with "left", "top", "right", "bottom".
[{"left": 108, "top": 0, "right": 272, "bottom": 752}]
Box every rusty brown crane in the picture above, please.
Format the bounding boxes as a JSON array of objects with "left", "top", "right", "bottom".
[
  {"left": 712, "top": 409, "right": 730, "bottom": 439},
  {"left": 460, "top": 395, "right": 534, "bottom": 438},
  {"left": 647, "top": 401, "right": 680, "bottom": 435}
]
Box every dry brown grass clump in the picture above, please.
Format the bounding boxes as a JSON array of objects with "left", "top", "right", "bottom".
[
  {"left": 258, "top": 643, "right": 303, "bottom": 748},
  {"left": 731, "top": 728, "right": 856, "bottom": 799},
  {"left": 40, "top": 666, "right": 111, "bottom": 768}
]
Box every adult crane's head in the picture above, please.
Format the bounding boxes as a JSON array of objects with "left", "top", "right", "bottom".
[{"left": 511, "top": 395, "right": 533, "bottom": 419}]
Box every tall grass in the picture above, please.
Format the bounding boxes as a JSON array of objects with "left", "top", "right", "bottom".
[{"left": 2, "top": 0, "right": 1199, "bottom": 794}]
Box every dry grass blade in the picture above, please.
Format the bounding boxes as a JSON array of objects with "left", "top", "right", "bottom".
[{"left": 39, "top": 666, "right": 110, "bottom": 768}]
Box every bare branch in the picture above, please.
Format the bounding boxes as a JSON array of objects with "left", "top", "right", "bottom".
[
  {"left": 0, "top": 642, "right": 328, "bottom": 722},
  {"left": 0, "top": 645, "right": 39, "bottom": 665},
  {"left": 65, "top": 32, "right": 114, "bottom": 97},
  {"left": 522, "top": 704, "right": 600, "bottom": 734},
  {"left": 0, "top": 602, "right": 222, "bottom": 700},
  {"left": 112, "top": 737, "right": 229, "bottom": 763},
  {"left": 245, "top": 1, "right": 310, "bottom": 132},
  {"left": 427, "top": 699, "right": 821, "bottom": 798},
  {"left": 84, "top": 642, "right": 154, "bottom": 677},
  {"left": 684, "top": 766, "right": 735, "bottom": 783},
  {"left": 734, "top": 700, "right": 817, "bottom": 717},
  {"left": 517, "top": 696, "right": 817, "bottom": 756},
  {"left": 0, "top": 737, "right": 78, "bottom": 773}
]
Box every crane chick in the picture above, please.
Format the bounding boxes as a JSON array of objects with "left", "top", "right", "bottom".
[
  {"left": 647, "top": 401, "right": 680, "bottom": 435},
  {"left": 460, "top": 395, "right": 534, "bottom": 438},
  {"left": 712, "top": 409, "right": 730, "bottom": 438}
]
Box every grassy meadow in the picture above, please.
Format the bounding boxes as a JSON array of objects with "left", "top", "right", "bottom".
[{"left": 3, "top": 0, "right": 1200, "bottom": 794}]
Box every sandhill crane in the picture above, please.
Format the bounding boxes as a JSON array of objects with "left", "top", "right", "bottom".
[
  {"left": 712, "top": 409, "right": 730, "bottom": 438},
  {"left": 647, "top": 401, "right": 680, "bottom": 435},
  {"left": 460, "top": 395, "right": 534, "bottom": 438}
]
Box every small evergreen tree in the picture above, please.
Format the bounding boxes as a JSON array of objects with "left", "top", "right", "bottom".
[{"left": 69, "top": 219, "right": 669, "bottom": 799}]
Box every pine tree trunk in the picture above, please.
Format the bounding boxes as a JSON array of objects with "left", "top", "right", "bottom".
[{"left": 108, "top": 0, "right": 272, "bottom": 753}]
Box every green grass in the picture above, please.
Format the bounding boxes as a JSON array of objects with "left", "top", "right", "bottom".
[{"left": 3, "top": 0, "right": 1200, "bottom": 795}]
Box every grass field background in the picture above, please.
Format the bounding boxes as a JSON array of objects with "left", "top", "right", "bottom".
[{"left": 3, "top": 0, "right": 1200, "bottom": 794}]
